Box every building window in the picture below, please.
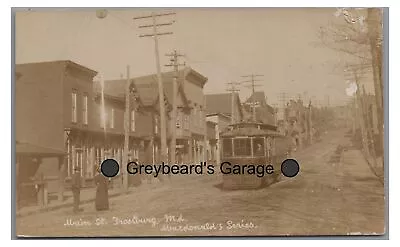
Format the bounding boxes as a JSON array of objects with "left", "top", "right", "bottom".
[
  {"left": 82, "top": 94, "right": 88, "bottom": 125},
  {"left": 110, "top": 108, "right": 115, "bottom": 129},
  {"left": 184, "top": 115, "right": 189, "bottom": 130},
  {"left": 253, "top": 137, "right": 265, "bottom": 156},
  {"left": 131, "top": 110, "right": 135, "bottom": 132},
  {"left": 199, "top": 110, "right": 203, "bottom": 128},
  {"left": 176, "top": 112, "right": 182, "bottom": 129},
  {"left": 222, "top": 138, "right": 232, "bottom": 157},
  {"left": 193, "top": 108, "right": 197, "bottom": 127},
  {"left": 71, "top": 91, "right": 77, "bottom": 123}
]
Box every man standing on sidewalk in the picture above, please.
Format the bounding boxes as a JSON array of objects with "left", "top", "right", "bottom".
[{"left": 71, "top": 166, "right": 83, "bottom": 213}]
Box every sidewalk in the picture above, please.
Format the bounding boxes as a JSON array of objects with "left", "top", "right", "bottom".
[
  {"left": 16, "top": 179, "right": 166, "bottom": 218},
  {"left": 16, "top": 187, "right": 123, "bottom": 217},
  {"left": 364, "top": 153, "right": 385, "bottom": 180},
  {"left": 341, "top": 149, "right": 384, "bottom": 184},
  {"left": 338, "top": 148, "right": 385, "bottom": 234}
]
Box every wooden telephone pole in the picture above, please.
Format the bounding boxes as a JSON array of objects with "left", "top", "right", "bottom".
[
  {"left": 134, "top": 12, "right": 176, "bottom": 165},
  {"left": 367, "top": 8, "right": 384, "bottom": 159},
  {"left": 165, "top": 50, "right": 185, "bottom": 166},
  {"left": 346, "top": 64, "right": 370, "bottom": 157},
  {"left": 278, "top": 92, "right": 288, "bottom": 122},
  {"left": 308, "top": 100, "right": 313, "bottom": 145},
  {"left": 226, "top": 82, "right": 241, "bottom": 124},
  {"left": 241, "top": 74, "right": 263, "bottom": 122},
  {"left": 122, "top": 66, "right": 131, "bottom": 191}
]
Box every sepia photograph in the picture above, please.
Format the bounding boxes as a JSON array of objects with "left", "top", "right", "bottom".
[{"left": 13, "top": 7, "right": 386, "bottom": 237}]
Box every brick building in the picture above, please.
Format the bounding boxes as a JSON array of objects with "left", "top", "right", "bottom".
[{"left": 16, "top": 60, "right": 98, "bottom": 205}]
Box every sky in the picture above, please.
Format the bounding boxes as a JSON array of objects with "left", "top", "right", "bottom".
[{"left": 15, "top": 8, "right": 374, "bottom": 107}]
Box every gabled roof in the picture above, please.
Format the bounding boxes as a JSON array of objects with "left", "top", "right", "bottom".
[
  {"left": 205, "top": 93, "right": 243, "bottom": 117},
  {"left": 243, "top": 91, "right": 276, "bottom": 125},
  {"left": 130, "top": 67, "right": 206, "bottom": 106},
  {"left": 245, "top": 91, "right": 275, "bottom": 112},
  {"left": 159, "top": 67, "right": 208, "bottom": 88},
  {"left": 132, "top": 75, "right": 186, "bottom": 108},
  {"left": 99, "top": 67, "right": 207, "bottom": 109},
  {"left": 245, "top": 91, "right": 266, "bottom": 104}
]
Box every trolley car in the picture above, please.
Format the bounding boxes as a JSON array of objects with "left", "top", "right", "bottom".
[{"left": 220, "top": 122, "right": 287, "bottom": 190}]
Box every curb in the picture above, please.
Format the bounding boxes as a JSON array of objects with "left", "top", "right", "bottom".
[{"left": 16, "top": 190, "right": 129, "bottom": 218}]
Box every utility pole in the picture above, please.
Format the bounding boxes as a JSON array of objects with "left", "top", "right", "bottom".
[
  {"left": 134, "top": 12, "right": 176, "bottom": 166},
  {"left": 226, "top": 82, "right": 241, "bottom": 124},
  {"left": 165, "top": 49, "right": 185, "bottom": 167},
  {"left": 344, "top": 63, "right": 370, "bottom": 135},
  {"left": 203, "top": 95, "right": 208, "bottom": 163},
  {"left": 348, "top": 66, "right": 369, "bottom": 157},
  {"left": 278, "top": 92, "right": 288, "bottom": 107},
  {"left": 241, "top": 74, "right": 263, "bottom": 122},
  {"left": 308, "top": 100, "right": 313, "bottom": 145},
  {"left": 278, "top": 92, "right": 288, "bottom": 123},
  {"left": 367, "top": 8, "right": 383, "bottom": 160},
  {"left": 362, "top": 85, "right": 378, "bottom": 169},
  {"left": 345, "top": 63, "right": 371, "bottom": 151},
  {"left": 122, "top": 65, "right": 131, "bottom": 191},
  {"left": 272, "top": 103, "right": 279, "bottom": 126}
]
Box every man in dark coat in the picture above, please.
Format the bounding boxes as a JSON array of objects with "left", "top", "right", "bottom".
[{"left": 71, "top": 166, "right": 83, "bottom": 213}]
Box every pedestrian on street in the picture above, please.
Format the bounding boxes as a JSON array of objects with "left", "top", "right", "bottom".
[
  {"left": 94, "top": 164, "right": 109, "bottom": 211},
  {"left": 71, "top": 166, "right": 83, "bottom": 213}
]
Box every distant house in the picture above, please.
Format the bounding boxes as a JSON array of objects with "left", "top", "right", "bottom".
[
  {"left": 243, "top": 91, "right": 276, "bottom": 125},
  {"left": 205, "top": 93, "right": 243, "bottom": 123}
]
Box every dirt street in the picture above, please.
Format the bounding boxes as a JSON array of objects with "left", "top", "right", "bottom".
[{"left": 16, "top": 129, "right": 385, "bottom": 237}]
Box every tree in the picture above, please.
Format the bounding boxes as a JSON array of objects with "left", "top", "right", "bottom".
[
  {"left": 317, "top": 8, "right": 371, "bottom": 61},
  {"left": 318, "top": 8, "right": 384, "bottom": 172}
]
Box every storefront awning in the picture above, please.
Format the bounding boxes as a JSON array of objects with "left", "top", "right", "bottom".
[{"left": 16, "top": 142, "right": 66, "bottom": 157}]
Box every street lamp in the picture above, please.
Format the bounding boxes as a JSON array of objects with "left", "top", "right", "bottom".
[{"left": 96, "top": 9, "right": 108, "bottom": 19}]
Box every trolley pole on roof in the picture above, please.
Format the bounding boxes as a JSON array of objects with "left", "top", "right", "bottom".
[{"left": 226, "top": 82, "right": 241, "bottom": 124}]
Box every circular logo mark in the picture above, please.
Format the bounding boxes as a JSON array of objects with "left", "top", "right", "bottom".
[
  {"left": 100, "top": 159, "right": 119, "bottom": 178},
  {"left": 281, "top": 159, "right": 300, "bottom": 178}
]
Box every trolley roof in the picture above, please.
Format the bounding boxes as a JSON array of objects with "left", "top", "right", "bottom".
[{"left": 220, "top": 122, "right": 283, "bottom": 138}]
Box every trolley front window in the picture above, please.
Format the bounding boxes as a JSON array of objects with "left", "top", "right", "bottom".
[
  {"left": 253, "top": 137, "right": 265, "bottom": 156},
  {"left": 234, "top": 138, "right": 251, "bottom": 156},
  {"left": 222, "top": 138, "right": 233, "bottom": 157}
]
